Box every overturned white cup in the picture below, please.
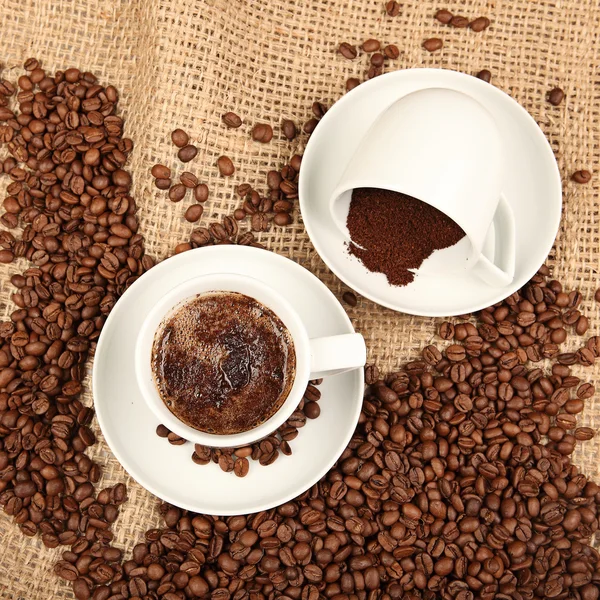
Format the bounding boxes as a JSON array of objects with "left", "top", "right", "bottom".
[
  {"left": 135, "top": 273, "right": 366, "bottom": 448},
  {"left": 330, "top": 87, "right": 515, "bottom": 287}
]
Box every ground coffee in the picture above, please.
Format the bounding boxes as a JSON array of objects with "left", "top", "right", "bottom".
[
  {"left": 152, "top": 292, "right": 296, "bottom": 434},
  {"left": 346, "top": 188, "right": 465, "bottom": 286}
]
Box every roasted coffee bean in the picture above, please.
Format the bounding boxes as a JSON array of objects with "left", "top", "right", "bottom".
[
  {"left": 362, "top": 39, "right": 381, "bottom": 52},
  {"left": 450, "top": 15, "right": 469, "bottom": 27},
  {"left": 151, "top": 164, "right": 171, "bottom": 179},
  {"left": 217, "top": 156, "right": 235, "bottom": 176},
  {"left": 252, "top": 123, "right": 273, "bottom": 143},
  {"left": 346, "top": 78, "right": 361, "bottom": 92},
  {"left": 435, "top": 9, "right": 453, "bottom": 24},
  {"left": 338, "top": 43, "right": 358, "bottom": 59},
  {"left": 304, "top": 118, "right": 318, "bottom": 134},
  {"left": 423, "top": 38, "right": 443, "bottom": 52},
  {"left": 469, "top": 16, "right": 491, "bottom": 31},
  {"left": 222, "top": 112, "right": 242, "bottom": 128},
  {"left": 572, "top": 170, "right": 592, "bottom": 184},
  {"left": 169, "top": 184, "right": 187, "bottom": 202},
  {"left": 184, "top": 204, "right": 204, "bottom": 223},
  {"left": 273, "top": 212, "right": 292, "bottom": 226},
  {"left": 384, "top": 44, "right": 400, "bottom": 59},
  {"left": 342, "top": 291, "right": 358, "bottom": 307},
  {"left": 155, "top": 177, "right": 172, "bottom": 190},
  {"left": 171, "top": 128, "right": 189, "bottom": 147},
  {"left": 156, "top": 424, "right": 170, "bottom": 438},
  {"left": 194, "top": 183, "right": 209, "bottom": 202},
  {"left": 547, "top": 87, "right": 565, "bottom": 106},
  {"left": 281, "top": 119, "right": 297, "bottom": 140},
  {"left": 385, "top": 1, "right": 400, "bottom": 16},
  {"left": 370, "top": 52, "right": 385, "bottom": 67},
  {"left": 180, "top": 172, "right": 198, "bottom": 188},
  {"left": 178, "top": 144, "right": 198, "bottom": 163},
  {"left": 476, "top": 69, "right": 492, "bottom": 83},
  {"left": 234, "top": 457, "right": 249, "bottom": 478}
]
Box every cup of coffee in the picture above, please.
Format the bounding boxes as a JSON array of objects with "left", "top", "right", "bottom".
[
  {"left": 329, "top": 87, "right": 516, "bottom": 287},
  {"left": 135, "top": 273, "right": 366, "bottom": 447}
]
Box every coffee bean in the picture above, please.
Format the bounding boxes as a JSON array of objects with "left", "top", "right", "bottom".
[
  {"left": 234, "top": 457, "right": 249, "bottom": 477},
  {"left": 151, "top": 164, "right": 171, "bottom": 179},
  {"left": 370, "top": 53, "right": 385, "bottom": 67},
  {"left": 169, "top": 184, "right": 187, "bottom": 202},
  {"left": 476, "top": 69, "right": 492, "bottom": 83},
  {"left": 362, "top": 38, "right": 381, "bottom": 52},
  {"left": 312, "top": 102, "right": 327, "bottom": 119},
  {"left": 572, "top": 170, "right": 592, "bottom": 184},
  {"left": 385, "top": 1, "right": 400, "bottom": 16},
  {"left": 184, "top": 204, "right": 204, "bottom": 223},
  {"left": 576, "top": 315, "right": 589, "bottom": 335},
  {"left": 222, "top": 112, "right": 242, "bottom": 128},
  {"left": 469, "top": 16, "right": 490, "bottom": 31},
  {"left": 547, "top": 87, "right": 565, "bottom": 106},
  {"left": 155, "top": 177, "right": 171, "bottom": 190},
  {"left": 342, "top": 291, "right": 357, "bottom": 307},
  {"left": 281, "top": 119, "right": 297, "bottom": 140},
  {"left": 423, "top": 38, "right": 443, "bottom": 52},
  {"left": 303, "top": 118, "right": 319, "bottom": 134},
  {"left": 171, "top": 128, "right": 189, "bottom": 147},
  {"left": 435, "top": 9, "right": 453, "bottom": 24},
  {"left": 384, "top": 44, "right": 400, "bottom": 59},
  {"left": 0, "top": 249, "right": 14, "bottom": 263},
  {"left": 217, "top": 156, "right": 235, "bottom": 176},
  {"left": 252, "top": 123, "right": 273, "bottom": 143},
  {"left": 178, "top": 144, "right": 198, "bottom": 163},
  {"left": 156, "top": 424, "right": 170, "bottom": 438},
  {"left": 273, "top": 212, "right": 292, "bottom": 226},
  {"left": 180, "top": 172, "right": 198, "bottom": 188},
  {"left": 304, "top": 402, "right": 320, "bottom": 419},
  {"left": 450, "top": 15, "right": 469, "bottom": 27},
  {"left": 194, "top": 183, "right": 209, "bottom": 202},
  {"left": 72, "top": 578, "right": 91, "bottom": 600},
  {"left": 346, "top": 78, "right": 361, "bottom": 92},
  {"left": 338, "top": 43, "right": 358, "bottom": 59}
]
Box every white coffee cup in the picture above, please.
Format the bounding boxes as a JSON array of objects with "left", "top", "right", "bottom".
[
  {"left": 135, "top": 273, "right": 366, "bottom": 448},
  {"left": 329, "top": 87, "right": 515, "bottom": 287}
]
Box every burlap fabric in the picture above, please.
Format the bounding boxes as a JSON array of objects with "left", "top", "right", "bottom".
[{"left": 1, "top": 0, "right": 599, "bottom": 597}]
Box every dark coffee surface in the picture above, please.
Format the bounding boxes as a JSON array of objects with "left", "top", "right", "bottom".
[{"left": 152, "top": 292, "right": 296, "bottom": 434}]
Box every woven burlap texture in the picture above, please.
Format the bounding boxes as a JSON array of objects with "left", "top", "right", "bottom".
[{"left": 1, "top": 0, "right": 600, "bottom": 597}]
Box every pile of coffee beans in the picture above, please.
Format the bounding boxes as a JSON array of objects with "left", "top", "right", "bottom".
[
  {"left": 2, "top": 58, "right": 600, "bottom": 600},
  {"left": 58, "top": 264, "right": 600, "bottom": 600},
  {"left": 0, "top": 59, "right": 153, "bottom": 551},
  {"left": 155, "top": 381, "right": 323, "bottom": 478}
]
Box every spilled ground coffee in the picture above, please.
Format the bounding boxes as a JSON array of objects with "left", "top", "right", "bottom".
[{"left": 346, "top": 187, "right": 465, "bottom": 286}]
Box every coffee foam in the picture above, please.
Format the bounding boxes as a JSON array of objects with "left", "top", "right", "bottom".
[{"left": 151, "top": 291, "right": 296, "bottom": 434}]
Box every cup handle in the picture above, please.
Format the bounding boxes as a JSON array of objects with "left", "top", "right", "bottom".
[
  {"left": 309, "top": 333, "right": 366, "bottom": 379},
  {"left": 471, "top": 194, "right": 516, "bottom": 288}
]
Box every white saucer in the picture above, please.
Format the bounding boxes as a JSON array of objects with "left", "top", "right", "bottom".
[
  {"left": 93, "top": 246, "right": 363, "bottom": 515},
  {"left": 299, "top": 68, "right": 562, "bottom": 316}
]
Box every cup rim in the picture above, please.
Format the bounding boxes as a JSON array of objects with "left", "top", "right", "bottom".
[{"left": 134, "top": 272, "right": 310, "bottom": 447}]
